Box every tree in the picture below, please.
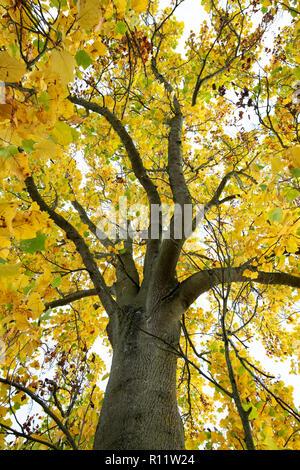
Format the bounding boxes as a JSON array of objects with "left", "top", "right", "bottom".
[{"left": 0, "top": 0, "right": 299, "bottom": 451}]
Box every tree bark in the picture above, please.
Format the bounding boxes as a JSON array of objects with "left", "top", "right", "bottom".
[{"left": 93, "top": 307, "right": 185, "bottom": 450}]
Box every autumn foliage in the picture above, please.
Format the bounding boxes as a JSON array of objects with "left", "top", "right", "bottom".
[{"left": 0, "top": 0, "right": 299, "bottom": 450}]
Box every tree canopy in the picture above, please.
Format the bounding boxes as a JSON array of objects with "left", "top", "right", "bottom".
[{"left": 0, "top": 0, "right": 299, "bottom": 451}]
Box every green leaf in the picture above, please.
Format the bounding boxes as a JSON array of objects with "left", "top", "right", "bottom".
[
  {"left": 268, "top": 208, "right": 283, "bottom": 223},
  {"left": 283, "top": 187, "right": 299, "bottom": 202},
  {"left": 262, "top": 436, "right": 279, "bottom": 450},
  {"left": 248, "top": 406, "right": 258, "bottom": 419},
  {"left": 21, "top": 139, "right": 35, "bottom": 154},
  {"left": 290, "top": 167, "right": 300, "bottom": 178},
  {"left": 115, "top": 21, "right": 127, "bottom": 35},
  {"left": 50, "top": 0, "right": 67, "bottom": 7},
  {"left": 39, "top": 310, "right": 52, "bottom": 323},
  {"left": 271, "top": 66, "right": 282, "bottom": 75},
  {"left": 51, "top": 121, "right": 74, "bottom": 145},
  {"left": 0, "top": 145, "right": 19, "bottom": 159},
  {"left": 294, "top": 67, "right": 300, "bottom": 80},
  {"left": 210, "top": 343, "right": 219, "bottom": 353},
  {"left": 268, "top": 407, "right": 276, "bottom": 417},
  {"left": 238, "top": 365, "right": 246, "bottom": 375},
  {"left": 8, "top": 43, "right": 19, "bottom": 57},
  {"left": 255, "top": 163, "right": 264, "bottom": 170},
  {"left": 75, "top": 50, "right": 93, "bottom": 69},
  {"left": 19, "top": 232, "right": 47, "bottom": 254},
  {"left": 33, "top": 39, "right": 45, "bottom": 53},
  {"left": 23, "top": 280, "right": 36, "bottom": 295},
  {"left": 38, "top": 91, "right": 50, "bottom": 111},
  {"left": 51, "top": 276, "right": 62, "bottom": 288},
  {"left": 70, "top": 127, "right": 80, "bottom": 142}
]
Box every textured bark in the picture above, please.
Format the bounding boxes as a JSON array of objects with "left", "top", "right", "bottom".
[{"left": 93, "top": 307, "right": 185, "bottom": 450}]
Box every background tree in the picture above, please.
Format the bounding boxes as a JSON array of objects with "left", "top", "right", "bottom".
[{"left": 0, "top": 0, "right": 299, "bottom": 450}]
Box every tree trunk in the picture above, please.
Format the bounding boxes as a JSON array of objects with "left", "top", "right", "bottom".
[{"left": 93, "top": 307, "right": 185, "bottom": 450}]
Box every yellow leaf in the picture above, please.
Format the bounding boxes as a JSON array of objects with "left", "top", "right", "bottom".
[
  {"left": 242, "top": 269, "right": 259, "bottom": 279},
  {"left": 0, "top": 127, "right": 22, "bottom": 146},
  {"left": 115, "top": 0, "right": 127, "bottom": 14},
  {"left": 13, "top": 274, "right": 28, "bottom": 291},
  {"left": 274, "top": 245, "right": 285, "bottom": 256},
  {"left": 0, "top": 104, "right": 13, "bottom": 122},
  {"left": 37, "top": 271, "right": 53, "bottom": 291},
  {"left": 285, "top": 237, "right": 299, "bottom": 253},
  {"left": 0, "top": 263, "right": 20, "bottom": 279},
  {"left": 50, "top": 50, "right": 76, "bottom": 86},
  {"left": 22, "top": 341, "right": 35, "bottom": 357},
  {"left": 30, "top": 360, "right": 40, "bottom": 369},
  {"left": 27, "top": 293, "right": 44, "bottom": 320},
  {"left": 0, "top": 201, "right": 18, "bottom": 236},
  {"left": 7, "top": 153, "right": 31, "bottom": 181},
  {"left": 67, "top": 115, "right": 84, "bottom": 125},
  {"left": 38, "top": 444, "right": 51, "bottom": 450},
  {"left": 271, "top": 156, "right": 285, "bottom": 173},
  {"left": 33, "top": 139, "right": 58, "bottom": 158},
  {"left": 13, "top": 309, "right": 30, "bottom": 331},
  {"left": 263, "top": 425, "right": 273, "bottom": 437},
  {"left": 0, "top": 236, "right": 10, "bottom": 259},
  {"left": 13, "top": 209, "right": 47, "bottom": 240},
  {"left": 0, "top": 155, "right": 8, "bottom": 180},
  {"left": 131, "top": 0, "right": 148, "bottom": 13},
  {"left": 0, "top": 52, "right": 26, "bottom": 82},
  {"left": 286, "top": 145, "right": 300, "bottom": 168},
  {"left": 51, "top": 121, "right": 73, "bottom": 146},
  {"left": 89, "top": 40, "right": 107, "bottom": 57},
  {"left": 262, "top": 436, "right": 279, "bottom": 450},
  {"left": 77, "top": 0, "right": 103, "bottom": 30}
]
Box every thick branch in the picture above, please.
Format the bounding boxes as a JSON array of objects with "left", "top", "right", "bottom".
[
  {"left": 70, "top": 197, "right": 113, "bottom": 249},
  {"left": 71, "top": 195, "right": 139, "bottom": 302},
  {"left": 151, "top": 56, "right": 191, "bottom": 207},
  {"left": 192, "top": 63, "right": 230, "bottom": 106},
  {"left": 204, "top": 169, "right": 256, "bottom": 215},
  {"left": 44, "top": 289, "right": 98, "bottom": 310},
  {"left": 204, "top": 171, "right": 236, "bottom": 213},
  {"left": 25, "top": 176, "right": 118, "bottom": 317},
  {"left": 67, "top": 95, "right": 161, "bottom": 207},
  {"left": 68, "top": 94, "right": 160, "bottom": 286},
  {"left": 148, "top": 56, "right": 193, "bottom": 289},
  {"left": 177, "top": 266, "right": 300, "bottom": 310}
]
